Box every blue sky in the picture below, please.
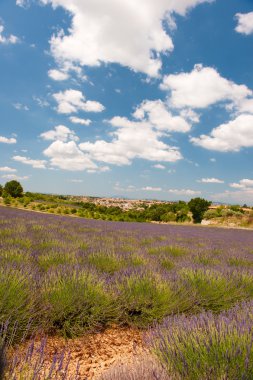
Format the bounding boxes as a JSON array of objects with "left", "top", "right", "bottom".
[{"left": 0, "top": 0, "right": 253, "bottom": 204}]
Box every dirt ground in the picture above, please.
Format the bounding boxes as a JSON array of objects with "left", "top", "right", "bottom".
[{"left": 9, "top": 327, "right": 145, "bottom": 379}]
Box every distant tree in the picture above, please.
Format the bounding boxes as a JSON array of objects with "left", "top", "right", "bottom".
[
  {"left": 0, "top": 184, "right": 2, "bottom": 197},
  {"left": 4, "top": 180, "right": 23, "bottom": 198},
  {"left": 188, "top": 197, "right": 211, "bottom": 223}
]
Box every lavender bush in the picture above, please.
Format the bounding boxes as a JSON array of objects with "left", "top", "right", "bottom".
[
  {"left": 148, "top": 301, "right": 253, "bottom": 379},
  {"left": 0, "top": 206, "right": 253, "bottom": 336}
]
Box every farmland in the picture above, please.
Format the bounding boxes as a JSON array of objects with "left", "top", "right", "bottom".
[{"left": 1, "top": 206, "right": 253, "bottom": 379}]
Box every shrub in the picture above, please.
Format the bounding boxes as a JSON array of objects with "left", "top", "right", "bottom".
[
  {"left": 149, "top": 302, "right": 253, "bottom": 380},
  {"left": 203, "top": 209, "right": 219, "bottom": 219},
  {"left": 117, "top": 273, "right": 176, "bottom": 327},
  {"left": 0, "top": 267, "right": 41, "bottom": 342},
  {"left": 42, "top": 270, "right": 114, "bottom": 337},
  {"left": 88, "top": 252, "right": 126, "bottom": 274},
  {"left": 148, "top": 245, "right": 187, "bottom": 257},
  {"left": 181, "top": 269, "right": 245, "bottom": 312}
]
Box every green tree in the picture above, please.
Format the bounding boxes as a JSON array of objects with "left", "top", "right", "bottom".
[
  {"left": 0, "top": 184, "right": 2, "bottom": 197},
  {"left": 4, "top": 180, "right": 23, "bottom": 198},
  {"left": 188, "top": 197, "right": 211, "bottom": 223}
]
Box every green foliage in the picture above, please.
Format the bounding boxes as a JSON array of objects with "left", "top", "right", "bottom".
[
  {"left": 203, "top": 209, "right": 219, "bottom": 219},
  {"left": 188, "top": 197, "right": 211, "bottom": 223},
  {"left": 0, "top": 267, "right": 41, "bottom": 343},
  {"left": 43, "top": 271, "right": 114, "bottom": 337},
  {"left": 4, "top": 181, "right": 23, "bottom": 198},
  {"left": 117, "top": 274, "right": 176, "bottom": 327},
  {"left": 148, "top": 245, "right": 188, "bottom": 257},
  {"left": 0, "top": 184, "right": 2, "bottom": 197},
  {"left": 3, "top": 196, "right": 11, "bottom": 206},
  {"left": 151, "top": 306, "right": 253, "bottom": 380},
  {"left": 88, "top": 252, "right": 126, "bottom": 274},
  {"left": 181, "top": 269, "right": 246, "bottom": 312}
]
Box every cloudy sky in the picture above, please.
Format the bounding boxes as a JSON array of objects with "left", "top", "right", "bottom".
[{"left": 0, "top": 0, "right": 253, "bottom": 203}]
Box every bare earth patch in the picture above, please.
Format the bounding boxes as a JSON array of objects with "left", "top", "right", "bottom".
[{"left": 9, "top": 327, "right": 145, "bottom": 379}]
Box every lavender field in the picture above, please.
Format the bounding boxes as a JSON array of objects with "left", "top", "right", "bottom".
[{"left": 1, "top": 206, "right": 253, "bottom": 379}]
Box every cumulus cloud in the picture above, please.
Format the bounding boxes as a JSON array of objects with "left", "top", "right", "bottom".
[
  {"left": 80, "top": 117, "right": 182, "bottom": 166},
  {"left": 53, "top": 89, "right": 105, "bottom": 114},
  {"left": 133, "top": 99, "right": 191, "bottom": 133},
  {"left": 198, "top": 178, "right": 224, "bottom": 184},
  {"left": 40, "top": 0, "right": 212, "bottom": 77},
  {"left": 191, "top": 114, "right": 253, "bottom": 152},
  {"left": 0, "top": 167, "right": 17, "bottom": 173},
  {"left": 69, "top": 116, "right": 91, "bottom": 126},
  {"left": 40, "top": 125, "right": 79, "bottom": 142},
  {"left": 43, "top": 140, "right": 98, "bottom": 171},
  {"left": 0, "top": 136, "right": 17, "bottom": 144},
  {"left": 161, "top": 64, "right": 252, "bottom": 110},
  {"left": 229, "top": 179, "right": 253, "bottom": 189},
  {"left": 12, "top": 155, "right": 47, "bottom": 169},
  {"left": 0, "top": 24, "right": 19, "bottom": 44},
  {"left": 48, "top": 69, "right": 69, "bottom": 81},
  {"left": 235, "top": 12, "right": 253, "bottom": 35}
]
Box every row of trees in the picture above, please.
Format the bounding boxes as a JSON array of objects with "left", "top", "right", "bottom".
[{"left": 0, "top": 180, "right": 212, "bottom": 223}]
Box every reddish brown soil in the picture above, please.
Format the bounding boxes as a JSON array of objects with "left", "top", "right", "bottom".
[{"left": 10, "top": 327, "right": 145, "bottom": 379}]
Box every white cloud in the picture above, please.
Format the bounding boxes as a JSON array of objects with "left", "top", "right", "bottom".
[
  {"left": 133, "top": 99, "right": 191, "bottom": 133},
  {"left": 69, "top": 179, "right": 83, "bottom": 183},
  {"left": 168, "top": 188, "right": 201, "bottom": 196},
  {"left": 41, "top": 0, "right": 212, "bottom": 77},
  {"left": 48, "top": 69, "right": 69, "bottom": 81},
  {"left": 33, "top": 96, "right": 50, "bottom": 108},
  {"left": 212, "top": 189, "right": 253, "bottom": 205},
  {"left": 16, "top": 0, "right": 29, "bottom": 7},
  {"left": 87, "top": 166, "right": 110, "bottom": 173},
  {"left": 13, "top": 103, "right": 29, "bottom": 111},
  {"left": 0, "top": 136, "right": 17, "bottom": 144},
  {"left": 229, "top": 179, "right": 253, "bottom": 189},
  {"left": 43, "top": 140, "right": 98, "bottom": 171},
  {"left": 142, "top": 186, "right": 162, "bottom": 191},
  {"left": 53, "top": 89, "right": 105, "bottom": 114},
  {"left": 161, "top": 64, "right": 252, "bottom": 110},
  {"left": 0, "top": 167, "right": 17, "bottom": 173},
  {"left": 235, "top": 12, "right": 253, "bottom": 35},
  {"left": 191, "top": 114, "right": 253, "bottom": 152},
  {"left": 198, "top": 178, "right": 224, "bottom": 184},
  {"left": 40, "top": 125, "right": 79, "bottom": 142},
  {"left": 2, "top": 174, "right": 29, "bottom": 180},
  {"left": 152, "top": 164, "right": 166, "bottom": 169},
  {"left": 114, "top": 183, "right": 137, "bottom": 192},
  {"left": 210, "top": 158, "right": 216, "bottom": 162},
  {"left": 0, "top": 24, "right": 19, "bottom": 44},
  {"left": 80, "top": 117, "right": 182, "bottom": 166},
  {"left": 69, "top": 116, "right": 91, "bottom": 126},
  {"left": 12, "top": 155, "right": 47, "bottom": 169}
]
